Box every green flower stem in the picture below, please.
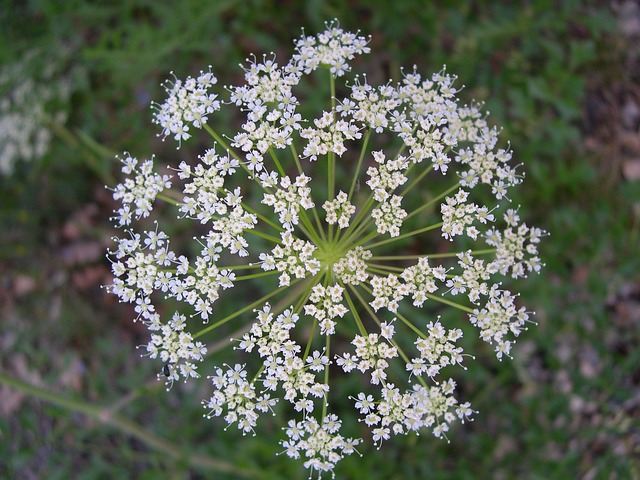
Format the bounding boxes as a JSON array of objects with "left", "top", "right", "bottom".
[
  {"left": 156, "top": 196, "right": 281, "bottom": 239},
  {"left": 302, "top": 319, "right": 318, "bottom": 361},
  {"left": 342, "top": 282, "right": 367, "bottom": 336},
  {"left": 405, "top": 182, "right": 461, "bottom": 221},
  {"left": 365, "top": 222, "right": 444, "bottom": 249},
  {"left": 330, "top": 72, "right": 336, "bottom": 114},
  {"left": 297, "top": 210, "right": 323, "bottom": 246},
  {"left": 223, "top": 263, "right": 265, "bottom": 271},
  {"left": 326, "top": 74, "right": 337, "bottom": 245},
  {"left": 156, "top": 193, "right": 181, "bottom": 206},
  {"left": 400, "top": 164, "right": 433, "bottom": 197},
  {"left": 338, "top": 212, "right": 375, "bottom": 250},
  {"left": 350, "top": 193, "right": 376, "bottom": 235},
  {"left": 369, "top": 254, "right": 425, "bottom": 261},
  {"left": 394, "top": 311, "right": 428, "bottom": 340},
  {"left": 161, "top": 168, "right": 280, "bottom": 241},
  {"left": 193, "top": 283, "right": 292, "bottom": 339},
  {"left": 366, "top": 263, "right": 404, "bottom": 274},
  {"left": 107, "top": 380, "right": 161, "bottom": 413},
  {"left": 213, "top": 323, "right": 257, "bottom": 354},
  {"left": 268, "top": 146, "right": 286, "bottom": 177},
  {"left": 242, "top": 203, "right": 284, "bottom": 233},
  {"left": 293, "top": 273, "right": 322, "bottom": 313},
  {"left": 288, "top": 142, "right": 328, "bottom": 242},
  {"left": 294, "top": 150, "right": 328, "bottom": 242},
  {"left": 166, "top": 190, "right": 282, "bottom": 238},
  {"left": 203, "top": 124, "right": 241, "bottom": 163},
  {"left": 338, "top": 156, "right": 457, "bottom": 252},
  {"left": 347, "top": 284, "right": 378, "bottom": 334},
  {"left": 424, "top": 292, "right": 475, "bottom": 313},
  {"left": 398, "top": 143, "right": 450, "bottom": 198},
  {"left": 258, "top": 273, "right": 322, "bottom": 318},
  {"left": 352, "top": 229, "right": 379, "bottom": 248},
  {"left": 0, "top": 372, "right": 258, "bottom": 477},
  {"left": 328, "top": 221, "right": 335, "bottom": 247},
  {"left": 290, "top": 142, "right": 303, "bottom": 175},
  {"left": 302, "top": 272, "right": 330, "bottom": 362},
  {"left": 354, "top": 286, "right": 427, "bottom": 388},
  {"left": 364, "top": 267, "right": 393, "bottom": 279},
  {"left": 245, "top": 228, "right": 282, "bottom": 244},
  {"left": 365, "top": 267, "right": 393, "bottom": 277},
  {"left": 280, "top": 274, "right": 321, "bottom": 315},
  {"left": 394, "top": 340, "right": 427, "bottom": 389},
  {"left": 311, "top": 204, "right": 328, "bottom": 243},
  {"left": 45, "top": 116, "right": 117, "bottom": 186},
  {"left": 328, "top": 150, "right": 335, "bottom": 204},
  {"left": 334, "top": 193, "right": 376, "bottom": 250},
  {"left": 328, "top": 72, "right": 337, "bottom": 203},
  {"left": 251, "top": 364, "right": 266, "bottom": 385},
  {"left": 370, "top": 249, "right": 496, "bottom": 261},
  {"left": 322, "top": 334, "right": 331, "bottom": 419},
  {"left": 177, "top": 263, "right": 264, "bottom": 278},
  {"left": 234, "top": 270, "right": 279, "bottom": 282},
  {"left": 392, "top": 127, "right": 413, "bottom": 161},
  {"left": 348, "top": 128, "right": 371, "bottom": 202},
  {"left": 266, "top": 274, "right": 321, "bottom": 321}
]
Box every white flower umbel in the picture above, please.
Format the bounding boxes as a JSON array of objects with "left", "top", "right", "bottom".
[
  {"left": 107, "top": 19, "right": 546, "bottom": 477},
  {"left": 0, "top": 48, "right": 77, "bottom": 175}
]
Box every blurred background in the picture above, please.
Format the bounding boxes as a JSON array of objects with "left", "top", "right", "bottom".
[{"left": 1, "top": 0, "right": 639, "bottom": 478}]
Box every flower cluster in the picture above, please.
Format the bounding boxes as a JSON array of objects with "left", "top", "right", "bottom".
[
  {"left": 107, "top": 20, "right": 545, "bottom": 477},
  {"left": 0, "top": 47, "right": 78, "bottom": 175},
  {"left": 333, "top": 246, "right": 372, "bottom": 285},
  {"left": 145, "top": 311, "right": 208, "bottom": 388},
  {"left": 282, "top": 414, "right": 361, "bottom": 474},
  {"left": 152, "top": 68, "right": 220, "bottom": 146},
  {"left": 354, "top": 380, "right": 473, "bottom": 445},
  {"left": 231, "top": 305, "right": 331, "bottom": 418},
  {"left": 339, "top": 325, "right": 398, "bottom": 385},
  {"left": 323, "top": 191, "right": 356, "bottom": 228},
  {"left": 260, "top": 231, "right": 321, "bottom": 287},
  {"left": 262, "top": 174, "right": 315, "bottom": 230},
  {"left": 111, "top": 154, "right": 172, "bottom": 226},
  {"left": 304, "top": 284, "right": 348, "bottom": 335}
]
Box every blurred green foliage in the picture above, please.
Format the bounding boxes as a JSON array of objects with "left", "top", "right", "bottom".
[{"left": 1, "top": 0, "right": 639, "bottom": 479}]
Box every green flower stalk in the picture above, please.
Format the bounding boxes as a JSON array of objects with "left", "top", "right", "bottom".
[{"left": 107, "top": 20, "right": 545, "bottom": 476}]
